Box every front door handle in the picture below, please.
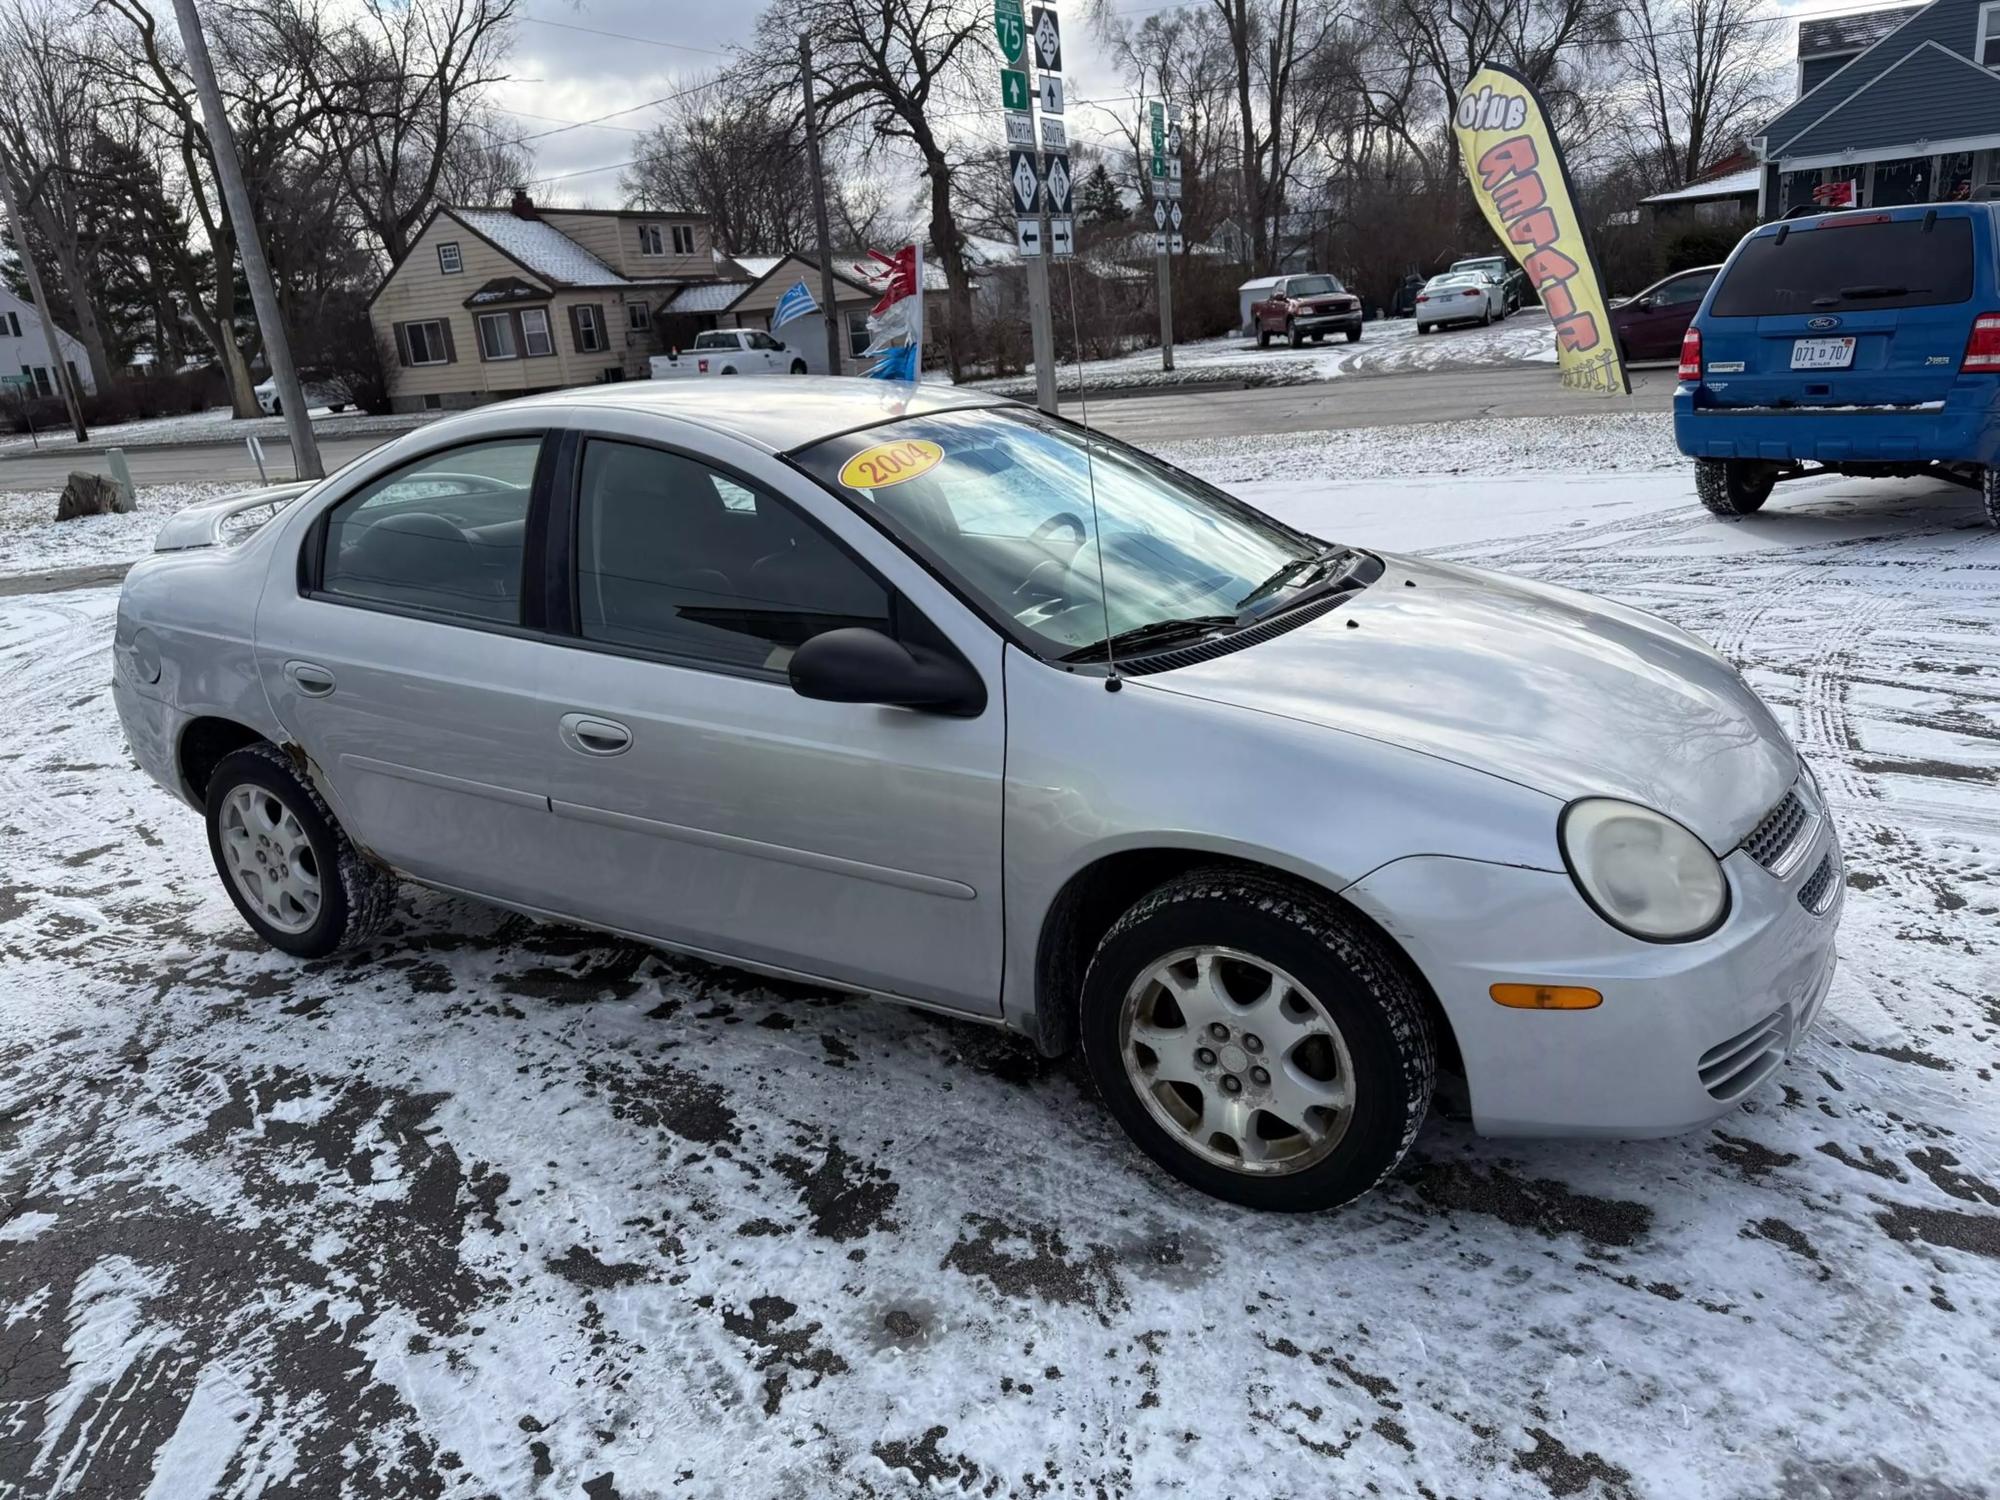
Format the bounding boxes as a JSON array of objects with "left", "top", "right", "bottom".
[
  {"left": 285, "top": 660, "right": 336, "bottom": 697},
  {"left": 559, "top": 712, "right": 632, "bottom": 757}
]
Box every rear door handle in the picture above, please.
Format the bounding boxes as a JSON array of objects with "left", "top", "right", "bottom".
[
  {"left": 559, "top": 712, "right": 632, "bottom": 757},
  {"left": 285, "top": 660, "right": 336, "bottom": 697}
]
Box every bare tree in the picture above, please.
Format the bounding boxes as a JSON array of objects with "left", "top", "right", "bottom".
[
  {"left": 747, "top": 0, "right": 990, "bottom": 378},
  {"left": 623, "top": 81, "right": 815, "bottom": 257},
  {"left": 1616, "top": 0, "right": 1778, "bottom": 190}
]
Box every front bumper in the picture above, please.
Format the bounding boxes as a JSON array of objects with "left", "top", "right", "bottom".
[
  {"left": 1297, "top": 311, "right": 1362, "bottom": 332},
  {"left": 1344, "top": 812, "right": 1842, "bottom": 1137},
  {"left": 1674, "top": 381, "right": 1999, "bottom": 466}
]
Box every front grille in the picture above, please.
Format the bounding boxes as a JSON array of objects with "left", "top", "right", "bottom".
[
  {"left": 1798, "top": 851, "right": 1839, "bottom": 915},
  {"left": 1742, "top": 787, "right": 1809, "bottom": 872},
  {"left": 1698, "top": 1004, "right": 1791, "bottom": 1100}
]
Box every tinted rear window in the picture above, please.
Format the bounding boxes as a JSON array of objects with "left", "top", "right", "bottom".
[{"left": 1710, "top": 218, "right": 1974, "bottom": 315}]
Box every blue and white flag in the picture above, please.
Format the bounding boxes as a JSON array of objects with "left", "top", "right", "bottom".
[{"left": 772, "top": 279, "right": 818, "bottom": 327}]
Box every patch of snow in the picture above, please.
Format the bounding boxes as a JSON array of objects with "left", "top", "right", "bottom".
[
  {"left": 0, "top": 407, "right": 435, "bottom": 455},
  {"left": 1641, "top": 167, "right": 1761, "bottom": 204},
  {"left": 0, "top": 483, "right": 252, "bottom": 578},
  {"left": 451, "top": 209, "right": 627, "bottom": 286}
]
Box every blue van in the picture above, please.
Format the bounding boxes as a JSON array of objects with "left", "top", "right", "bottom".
[{"left": 1673, "top": 201, "right": 2000, "bottom": 526}]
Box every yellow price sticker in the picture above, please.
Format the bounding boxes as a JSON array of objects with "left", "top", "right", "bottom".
[{"left": 838, "top": 438, "right": 943, "bottom": 490}]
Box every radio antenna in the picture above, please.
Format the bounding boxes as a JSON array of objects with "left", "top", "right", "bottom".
[{"left": 1061, "top": 258, "right": 1119, "bottom": 691}]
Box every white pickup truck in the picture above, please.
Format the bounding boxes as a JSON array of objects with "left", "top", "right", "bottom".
[{"left": 650, "top": 329, "right": 811, "bottom": 378}]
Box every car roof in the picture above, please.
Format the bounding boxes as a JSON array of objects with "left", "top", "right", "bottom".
[
  {"left": 1742, "top": 200, "right": 1998, "bottom": 240},
  {"left": 481, "top": 377, "right": 1015, "bottom": 455}
]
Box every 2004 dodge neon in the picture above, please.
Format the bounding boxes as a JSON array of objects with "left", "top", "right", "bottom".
[{"left": 111, "top": 380, "right": 1843, "bottom": 1212}]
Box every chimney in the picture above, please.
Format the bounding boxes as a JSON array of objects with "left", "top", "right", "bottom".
[{"left": 510, "top": 188, "right": 538, "bottom": 220}]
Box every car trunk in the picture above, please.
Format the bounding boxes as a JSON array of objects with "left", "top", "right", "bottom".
[{"left": 1698, "top": 214, "right": 1976, "bottom": 410}]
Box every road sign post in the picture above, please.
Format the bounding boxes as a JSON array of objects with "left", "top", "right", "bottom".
[
  {"left": 1147, "top": 99, "right": 1174, "bottom": 373},
  {"left": 1004, "top": 2, "right": 1059, "bottom": 414}
]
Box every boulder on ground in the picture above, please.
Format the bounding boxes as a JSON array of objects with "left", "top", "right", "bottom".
[{"left": 54, "top": 471, "right": 134, "bottom": 521}]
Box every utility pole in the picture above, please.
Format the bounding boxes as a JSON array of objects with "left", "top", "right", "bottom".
[
  {"left": 0, "top": 156, "right": 88, "bottom": 443},
  {"left": 168, "top": 0, "right": 323, "bottom": 480},
  {"left": 798, "top": 36, "right": 845, "bottom": 376}
]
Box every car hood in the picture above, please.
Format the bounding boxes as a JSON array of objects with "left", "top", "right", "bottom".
[{"left": 1139, "top": 553, "right": 1795, "bottom": 852}]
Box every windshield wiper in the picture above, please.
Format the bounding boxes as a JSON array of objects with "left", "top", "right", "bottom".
[
  {"left": 1812, "top": 285, "right": 1922, "bottom": 305},
  {"left": 1059, "top": 614, "right": 1235, "bottom": 663},
  {"left": 1234, "top": 546, "right": 1351, "bottom": 616}
]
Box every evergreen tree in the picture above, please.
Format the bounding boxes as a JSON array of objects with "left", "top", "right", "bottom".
[{"left": 1077, "top": 163, "right": 1128, "bottom": 223}]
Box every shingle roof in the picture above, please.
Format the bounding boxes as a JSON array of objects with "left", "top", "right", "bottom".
[
  {"left": 1640, "top": 166, "right": 1762, "bottom": 204},
  {"left": 463, "top": 275, "right": 550, "bottom": 307},
  {"left": 450, "top": 209, "right": 629, "bottom": 286},
  {"left": 663, "top": 281, "right": 751, "bottom": 314},
  {"left": 1796, "top": 4, "right": 1922, "bottom": 56}
]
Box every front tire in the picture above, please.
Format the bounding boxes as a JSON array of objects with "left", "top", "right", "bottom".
[
  {"left": 790, "top": 359, "right": 808, "bottom": 375},
  {"left": 1079, "top": 869, "right": 1435, "bottom": 1213},
  {"left": 1696, "top": 458, "right": 1775, "bottom": 517},
  {"left": 205, "top": 743, "right": 395, "bottom": 959},
  {"left": 1345, "top": 328, "right": 1361, "bottom": 343},
  {"left": 1982, "top": 466, "right": 2000, "bottom": 529},
  {"left": 1287, "top": 320, "right": 1303, "bottom": 349}
]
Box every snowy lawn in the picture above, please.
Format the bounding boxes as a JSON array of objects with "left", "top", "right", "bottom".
[
  {"left": 0, "top": 483, "right": 251, "bottom": 579},
  {"left": 972, "top": 310, "right": 1557, "bottom": 396},
  {"left": 0, "top": 405, "right": 434, "bottom": 455},
  {"left": 1, "top": 452, "right": 1997, "bottom": 1497}
]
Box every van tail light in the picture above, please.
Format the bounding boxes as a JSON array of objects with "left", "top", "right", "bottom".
[
  {"left": 1963, "top": 313, "right": 2000, "bottom": 372},
  {"left": 1677, "top": 326, "right": 1703, "bottom": 381}
]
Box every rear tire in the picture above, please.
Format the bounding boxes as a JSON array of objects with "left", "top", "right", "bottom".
[
  {"left": 1258, "top": 326, "right": 1272, "bottom": 348},
  {"left": 269, "top": 398, "right": 282, "bottom": 416},
  {"left": 1983, "top": 466, "right": 2000, "bottom": 529},
  {"left": 790, "top": 359, "right": 808, "bottom": 375},
  {"left": 204, "top": 743, "right": 395, "bottom": 959},
  {"left": 1696, "top": 458, "right": 1776, "bottom": 517},
  {"left": 1079, "top": 868, "right": 1435, "bottom": 1213},
  {"left": 1479, "top": 306, "right": 1493, "bottom": 327}
]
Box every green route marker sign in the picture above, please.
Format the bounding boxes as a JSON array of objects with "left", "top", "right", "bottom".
[
  {"left": 1000, "top": 67, "right": 1029, "bottom": 111},
  {"left": 994, "top": 0, "right": 1026, "bottom": 64},
  {"left": 0, "top": 374, "right": 32, "bottom": 388}
]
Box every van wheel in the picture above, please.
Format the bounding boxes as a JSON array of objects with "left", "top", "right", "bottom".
[
  {"left": 205, "top": 743, "right": 395, "bottom": 959},
  {"left": 1696, "top": 458, "right": 1775, "bottom": 517},
  {"left": 1079, "top": 868, "right": 1435, "bottom": 1213},
  {"left": 1982, "top": 466, "right": 2000, "bottom": 529}
]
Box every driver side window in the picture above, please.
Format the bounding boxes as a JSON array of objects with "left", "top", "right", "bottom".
[{"left": 319, "top": 437, "right": 541, "bottom": 624}]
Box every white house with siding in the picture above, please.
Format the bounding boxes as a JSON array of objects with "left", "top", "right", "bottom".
[{"left": 0, "top": 285, "right": 93, "bottom": 400}]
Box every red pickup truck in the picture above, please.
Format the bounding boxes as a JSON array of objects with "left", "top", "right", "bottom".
[{"left": 1251, "top": 274, "right": 1364, "bottom": 347}]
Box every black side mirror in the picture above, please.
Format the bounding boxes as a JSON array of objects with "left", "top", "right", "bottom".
[{"left": 789, "top": 628, "right": 986, "bottom": 717}]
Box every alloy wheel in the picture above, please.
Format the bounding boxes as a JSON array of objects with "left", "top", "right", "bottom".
[
  {"left": 218, "top": 784, "right": 322, "bottom": 934},
  {"left": 1119, "top": 945, "right": 1355, "bottom": 1175}
]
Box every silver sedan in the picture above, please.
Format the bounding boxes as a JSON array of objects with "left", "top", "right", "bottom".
[
  {"left": 112, "top": 381, "right": 1841, "bottom": 1212},
  {"left": 1414, "top": 271, "right": 1509, "bottom": 334}
]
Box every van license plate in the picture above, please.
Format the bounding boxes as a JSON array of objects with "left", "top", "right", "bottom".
[{"left": 1790, "top": 337, "right": 1856, "bottom": 370}]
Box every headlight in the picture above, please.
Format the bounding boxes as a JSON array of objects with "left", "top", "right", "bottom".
[{"left": 1560, "top": 798, "right": 1729, "bottom": 942}]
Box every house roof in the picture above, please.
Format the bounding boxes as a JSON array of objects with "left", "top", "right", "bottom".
[
  {"left": 663, "top": 281, "right": 751, "bottom": 314},
  {"left": 727, "top": 256, "right": 786, "bottom": 281},
  {"left": 463, "top": 275, "right": 550, "bottom": 307},
  {"left": 1640, "top": 166, "right": 1762, "bottom": 204},
  {"left": 1777, "top": 38, "right": 2000, "bottom": 158},
  {"left": 1797, "top": 4, "right": 1923, "bottom": 55},
  {"left": 448, "top": 208, "right": 630, "bottom": 287}
]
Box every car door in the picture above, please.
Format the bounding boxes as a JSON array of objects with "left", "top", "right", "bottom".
[
  {"left": 530, "top": 425, "right": 1008, "bottom": 1014},
  {"left": 1628, "top": 270, "right": 1715, "bottom": 359},
  {"left": 255, "top": 432, "right": 565, "bottom": 908}
]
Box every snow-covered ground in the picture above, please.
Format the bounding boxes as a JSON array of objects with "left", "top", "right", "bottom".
[
  {"left": 974, "top": 310, "right": 1558, "bottom": 396},
  {"left": 0, "top": 483, "right": 250, "bottom": 579},
  {"left": 0, "top": 405, "right": 434, "bottom": 455},
  {"left": 1, "top": 442, "right": 1997, "bottom": 1499}
]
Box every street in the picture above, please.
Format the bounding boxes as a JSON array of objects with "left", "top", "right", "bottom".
[{"left": 0, "top": 363, "right": 1677, "bottom": 492}]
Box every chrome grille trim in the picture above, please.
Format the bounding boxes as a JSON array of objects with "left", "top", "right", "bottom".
[
  {"left": 1740, "top": 780, "right": 1821, "bottom": 878},
  {"left": 1798, "top": 851, "right": 1839, "bottom": 915}
]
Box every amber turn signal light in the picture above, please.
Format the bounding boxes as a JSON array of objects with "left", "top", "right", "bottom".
[{"left": 1490, "top": 983, "right": 1602, "bottom": 1011}]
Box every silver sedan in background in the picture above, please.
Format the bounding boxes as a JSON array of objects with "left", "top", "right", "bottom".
[
  {"left": 112, "top": 381, "right": 1841, "bottom": 1212},
  {"left": 1414, "top": 270, "right": 1510, "bottom": 334}
]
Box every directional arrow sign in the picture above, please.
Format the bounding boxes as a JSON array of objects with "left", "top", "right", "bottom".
[
  {"left": 1038, "top": 74, "right": 1063, "bottom": 114},
  {"left": 1170, "top": 232, "right": 1184, "bottom": 253},
  {"left": 1016, "top": 216, "right": 1042, "bottom": 257},
  {"left": 1150, "top": 151, "right": 1165, "bottom": 180},
  {"left": 1043, "top": 151, "right": 1073, "bottom": 214},
  {"left": 1031, "top": 5, "right": 1061, "bottom": 70},
  {"left": 1050, "top": 216, "right": 1074, "bottom": 258},
  {"left": 1000, "top": 68, "right": 1028, "bottom": 111},
  {"left": 1152, "top": 200, "right": 1167, "bottom": 229},
  {"left": 1008, "top": 149, "right": 1040, "bottom": 214},
  {"left": 994, "top": 0, "right": 1026, "bottom": 64}
]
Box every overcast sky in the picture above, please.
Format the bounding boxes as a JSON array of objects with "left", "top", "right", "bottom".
[{"left": 492, "top": 0, "right": 1862, "bottom": 212}]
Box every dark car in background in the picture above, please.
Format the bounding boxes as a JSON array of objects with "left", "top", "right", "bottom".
[
  {"left": 1611, "top": 265, "right": 1721, "bottom": 363},
  {"left": 1674, "top": 202, "right": 2000, "bottom": 525}
]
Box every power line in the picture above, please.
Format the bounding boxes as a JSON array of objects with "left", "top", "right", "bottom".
[{"left": 518, "top": 14, "right": 731, "bottom": 58}]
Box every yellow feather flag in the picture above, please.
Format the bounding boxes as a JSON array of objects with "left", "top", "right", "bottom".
[{"left": 1453, "top": 65, "right": 1630, "bottom": 397}]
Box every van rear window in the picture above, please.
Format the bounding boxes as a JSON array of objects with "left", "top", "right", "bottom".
[{"left": 1710, "top": 218, "right": 1973, "bottom": 316}]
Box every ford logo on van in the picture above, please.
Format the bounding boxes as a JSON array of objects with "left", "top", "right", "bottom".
[{"left": 1806, "top": 315, "right": 1842, "bottom": 330}]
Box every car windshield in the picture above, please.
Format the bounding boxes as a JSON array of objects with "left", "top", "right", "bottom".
[
  {"left": 1286, "top": 275, "right": 1342, "bottom": 296},
  {"left": 794, "top": 408, "right": 1329, "bottom": 660},
  {"left": 1709, "top": 218, "right": 1973, "bottom": 315}
]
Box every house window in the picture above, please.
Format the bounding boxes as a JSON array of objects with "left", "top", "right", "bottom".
[
  {"left": 2, "top": 312, "right": 18, "bottom": 337},
  {"left": 521, "top": 307, "right": 553, "bottom": 357},
  {"left": 1980, "top": 2, "right": 2000, "bottom": 66},
  {"left": 638, "top": 224, "right": 666, "bottom": 256},
  {"left": 477, "top": 311, "right": 518, "bottom": 360},
  {"left": 23, "top": 365, "right": 51, "bottom": 397},
  {"left": 672, "top": 224, "right": 696, "bottom": 255},
  {"left": 437, "top": 241, "right": 463, "bottom": 274},
  {"left": 845, "top": 309, "right": 869, "bottom": 360},
  {"left": 403, "top": 320, "right": 450, "bottom": 365},
  {"left": 627, "top": 300, "right": 652, "bottom": 332},
  {"left": 574, "top": 304, "right": 605, "bottom": 353}
]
